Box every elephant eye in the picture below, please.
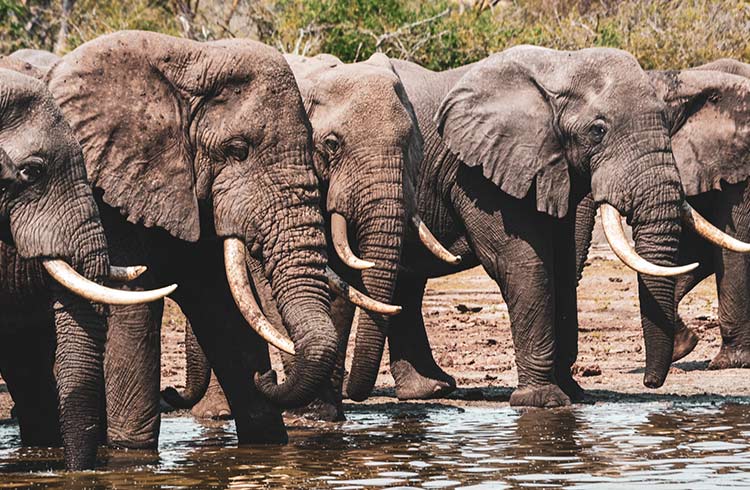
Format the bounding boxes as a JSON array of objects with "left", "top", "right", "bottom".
[
  {"left": 19, "top": 161, "right": 45, "bottom": 184},
  {"left": 588, "top": 121, "right": 607, "bottom": 143},
  {"left": 324, "top": 135, "right": 340, "bottom": 154},
  {"left": 225, "top": 139, "right": 250, "bottom": 162}
]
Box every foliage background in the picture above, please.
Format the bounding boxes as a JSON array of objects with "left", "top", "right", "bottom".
[{"left": 1, "top": 0, "right": 749, "bottom": 70}]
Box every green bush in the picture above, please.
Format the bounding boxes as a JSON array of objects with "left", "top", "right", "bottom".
[{"left": 1, "top": 0, "right": 748, "bottom": 70}]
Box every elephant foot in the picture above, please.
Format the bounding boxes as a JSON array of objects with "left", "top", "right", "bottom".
[
  {"left": 708, "top": 344, "right": 750, "bottom": 370},
  {"left": 286, "top": 398, "right": 345, "bottom": 422},
  {"left": 672, "top": 326, "right": 700, "bottom": 362},
  {"left": 391, "top": 359, "right": 456, "bottom": 400},
  {"left": 191, "top": 387, "right": 232, "bottom": 420},
  {"left": 509, "top": 384, "right": 571, "bottom": 408}
]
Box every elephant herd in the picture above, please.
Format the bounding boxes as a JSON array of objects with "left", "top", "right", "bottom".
[{"left": 0, "top": 31, "right": 749, "bottom": 471}]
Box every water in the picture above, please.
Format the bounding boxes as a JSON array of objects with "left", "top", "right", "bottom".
[{"left": 0, "top": 402, "right": 749, "bottom": 489}]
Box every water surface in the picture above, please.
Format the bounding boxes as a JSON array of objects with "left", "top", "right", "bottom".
[{"left": 1, "top": 402, "right": 749, "bottom": 488}]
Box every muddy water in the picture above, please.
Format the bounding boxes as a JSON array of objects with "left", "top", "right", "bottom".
[{"left": 0, "top": 402, "right": 749, "bottom": 488}]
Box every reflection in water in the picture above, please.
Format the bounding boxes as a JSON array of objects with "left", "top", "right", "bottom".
[{"left": 0, "top": 402, "right": 749, "bottom": 488}]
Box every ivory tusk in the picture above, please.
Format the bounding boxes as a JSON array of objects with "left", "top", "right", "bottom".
[
  {"left": 331, "top": 213, "right": 375, "bottom": 270},
  {"left": 412, "top": 214, "right": 461, "bottom": 265},
  {"left": 681, "top": 202, "right": 750, "bottom": 253},
  {"left": 223, "top": 238, "right": 296, "bottom": 355},
  {"left": 43, "top": 259, "right": 176, "bottom": 305},
  {"left": 109, "top": 265, "right": 148, "bottom": 282},
  {"left": 325, "top": 266, "right": 402, "bottom": 315},
  {"left": 599, "top": 203, "right": 699, "bottom": 277}
]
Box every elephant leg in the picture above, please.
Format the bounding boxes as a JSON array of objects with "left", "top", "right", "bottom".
[
  {"left": 387, "top": 274, "right": 456, "bottom": 400},
  {"left": 176, "top": 280, "right": 287, "bottom": 444},
  {"left": 192, "top": 371, "right": 231, "bottom": 420},
  {"left": 671, "top": 246, "right": 711, "bottom": 363},
  {"left": 0, "top": 322, "right": 61, "bottom": 447},
  {"left": 453, "top": 182, "right": 568, "bottom": 407},
  {"left": 552, "top": 213, "right": 583, "bottom": 401},
  {"left": 105, "top": 300, "right": 164, "bottom": 449},
  {"left": 709, "top": 183, "right": 750, "bottom": 369}
]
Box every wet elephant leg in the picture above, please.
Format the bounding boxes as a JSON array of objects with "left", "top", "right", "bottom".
[
  {"left": 388, "top": 273, "right": 456, "bottom": 400},
  {"left": 0, "top": 319, "right": 60, "bottom": 447},
  {"left": 709, "top": 183, "right": 750, "bottom": 369},
  {"left": 105, "top": 300, "right": 164, "bottom": 449},
  {"left": 175, "top": 273, "right": 287, "bottom": 444}
]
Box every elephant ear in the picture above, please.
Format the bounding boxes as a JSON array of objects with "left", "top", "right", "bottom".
[
  {"left": 46, "top": 31, "right": 204, "bottom": 241},
  {"left": 435, "top": 48, "right": 569, "bottom": 217},
  {"left": 650, "top": 69, "right": 750, "bottom": 196}
]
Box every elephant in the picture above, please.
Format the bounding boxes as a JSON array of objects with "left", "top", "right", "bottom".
[
  {"left": 0, "top": 66, "right": 173, "bottom": 470},
  {"left": 162, "top": 52, "right": 458, "bottom": 421},
  {"left": 38, "top": 30, "right": 394, "bottom": 451},
  {"left": 337, "top": 45, "right": 736, "bottom": 410},
  {"left": 575, "top": 59, "right": 750, "bottom": 371}
]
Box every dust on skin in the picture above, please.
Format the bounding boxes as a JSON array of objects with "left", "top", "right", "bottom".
[{"left": 0, "top": 240, "right": 745, "bottom": 420}]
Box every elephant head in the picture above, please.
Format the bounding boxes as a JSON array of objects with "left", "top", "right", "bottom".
[
  {"left": 45, "top": 31, "right": 338, "bottom": 408},
  {"left": 0, "top": 67, "right": 173, "bottom": 470},
  {"left": 435, "top": 46, "right": 716, "bottom": 388},
  {"left": 285, "top": 53, "right": 459, "bottom": 401},
  {"left": 649, "top": 65, "right": 750, "bottom": 199}
]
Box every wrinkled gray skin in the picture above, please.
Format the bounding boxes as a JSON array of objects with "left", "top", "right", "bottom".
[
  {"left": 0, "top": 66, "right": 111, "bottom": 470},
  {"left": 163, "top": 52, "right": 425, "bottom": 421},
  {"left": 344, "top": 46, "right": 692, "bottom": 409},
  {"left": 576, "top": 59, "right": 750, "bottom": 371},
  {"left": 44, "top": 31, "right": 337, "bottom": 449}
]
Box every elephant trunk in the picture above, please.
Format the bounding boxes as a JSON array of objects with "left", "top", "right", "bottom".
[
  {"left": 629, "top": 164, "right": 683, "bottom": 388},
  {"left": 36, "top": 183, "right": 110, "bottom": 470},
  {"left": 53, "top": 287, "right": 107, "bottom": 470},
  {"left": 252, "top": 188, "right": 338, "bottom": 408},
  {"left": 343, "top": 177, "right": 405, "bottom": 402},
  {"left": 161, "top": 322, "right": 211, "bottom": 409}
]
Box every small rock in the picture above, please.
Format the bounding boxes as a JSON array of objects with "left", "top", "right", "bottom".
[
  {"left": 572, "top": 363, "right": 602, "bottom": 377},
  {"left": 608, "top": 277, "right": 623, "bottom": 283},
  {"left": 486, "top": 338, "right": 498, "bottom": 346},
  {"left": 456, "top": 304, "right": 483, "bottom": 313}
]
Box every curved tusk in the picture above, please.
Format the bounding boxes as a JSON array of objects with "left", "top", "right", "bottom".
[
  {"left": 43, "top": 260, "right": 176, "bottom": 305},
  {"left": 223, "top": 238, "right": 296, "bottom": 355},
  {"left": 325, "top": 266, "right": 402, "bottom": 315},
  {"left": 331, "top": 213, "right": 375, "bottom": 270},
  {"left": 681, "top": 202, "right": 750, "bottom": 253},
  {"left": 411, "top": 214, "right": 461, "bottom": 265},
  {"left": 109, "top": 265, "right": 148, "bottom": 282},
  {"left": 599, "top": 203, "right": 699, "bottom": 277}
]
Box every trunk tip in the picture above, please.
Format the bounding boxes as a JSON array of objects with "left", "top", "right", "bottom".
[{"left": 643, "top": 372, "right": 666, "bottom": 389}]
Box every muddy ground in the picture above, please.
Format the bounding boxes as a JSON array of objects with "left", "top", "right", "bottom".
[{"left": 1, "top": 226, "right": 748, "bottom": 420}]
